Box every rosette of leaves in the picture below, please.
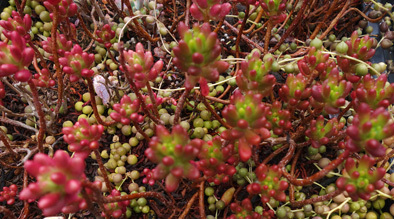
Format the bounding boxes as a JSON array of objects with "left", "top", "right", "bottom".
[
  {"left": 121, "top": 42, "right": 164, "bottom": 89},
  {"left": 0, "top": 11, "right": 32, "bottom": 39},
  {"left": 42, "top": 0, "right": 78, "bottom": 21},
  {"left": 19, "top": 150, "right": 87, "bottom": 216},
  {"left": 278, "top": 73, "right": 311, "bottom": 110},
  {"left": 59, "top": 44, "right": 95, "bottom": 82},
  {"left": 346, "top": 103, "right": 394, "bottom": 157},
  {"left": 62, "top": 118, "right": 105, "bottom": 158},
  {"left": 221, "top": 90, "right": 271, "bottom": 162},
  {"left": 42, "top": 34, "right": 73, "bottom": 59},
  {"left": 336, "top": 155, "right": 385, "bottom": 200},
  {"left": 311, "top": 68, "right": 352, "bottom": 114},
  {"left": 247, "top": 164, "right": 288, "bottom": 203},
  {"left": 352, "top": 74, "right": 394, "bottom": 109},
  {"left": 172, "top": 22, "right": 229, "bottom": 96},
  {"left": 144, "top": 125, "right": 203, "bottom": 192},
  {"left": 194, "top": 137, "right": 238, "bottom": 185},
  {"left": 227, "top": 198, "right": 263, "bottom": 219},
  {"left": 190, "top": 0, "right": 231, "bottom": 22},
  {"left": 0, "top": 31, "right": 34, "bottom": 82},
  {"left": 336, "top": 31, "right": 376, "bottom": 82},
  {"left": 260, "top": 0, "right": 287, "bottom": 24},
  {"left": 297, "top": 46, "right": 330, "bottom": 76},
  {"left": 102, "top": 189, "right": 130, "bottom": 218},
  {"left": 96, "top": 24, "right": 116, "bottom": 49},
  {"left": 265, "top": 101, "right": 291, "bottom": 135},
  {"left": 32, "top": 68, "right": 56, "bottom": 87},
  {"left": 0, "top": 184, "right": 18, "bottom": 205},
  {"left": 110, "top": 95, "right": 142, "bottom": 125},
  {"left": 305, "top": 115, "right": 344, "bottom": 148},
  {"left": 236, "top": 51, "right": 276, "bottom": 96}
]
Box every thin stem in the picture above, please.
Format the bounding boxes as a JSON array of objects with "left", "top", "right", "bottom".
[
  {"left": 235, "top": 5, "right": 249, "bottom": 59},
  {"left": 0, "top": 206, "right": 16, "bottom": 219},
  {"left": 146, "top": 82, "right": 160, "bottom": 119},
  {"left": 131, "top": 120, "right": 150, "bottom": 141},
  {"left": 103, "top": 192, "right": 169, "bottom": 205},
  {"left": 174, "top": 89, "right": 191, "bottom": 125},
  {"left": 199, "top": 182, "right": 206, "bottom": 219},
  {"left": 27, "top": 81, "right": 45, "bottom": 153},
  {"left": 200, "top": 94, "right": 231, "bottom": 129},
  {"left": 264, "top": 21, "right": 272, "bottom": 53},
  {"left": 0, "top": 129, "right": 20, "bottom": 160},
  {"left": 290, "top": 189, "right": 343, "bottom": 207},
  {"left": 319, "top": 0, "right": 351, "bottom": 40},
  {"left": 179, "top": 192, "right": 198, "bottom": 219},
  {"left": 94, "top": 149, "right": 113, "bottom": 191}
]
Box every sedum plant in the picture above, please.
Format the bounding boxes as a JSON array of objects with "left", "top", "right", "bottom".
[
  {"left": 227, "top": 198, "right": 264, "bottom": 219},
  {"left": 260, "top": 0, "right": 287, "bottom": 24},
  {"left": 42, "top": 34, "right": 73, "bottom": 60},
  {"left": 0, "top": 184, "right": 18, "bottom": 205},
  {"left": 110, "top": 95, "right": 142, "bottom": 125},
  {"left": 190, "top": 0, "right": 231, "bottom": 22},
  {"left": 59, "top": 44, "right": 95, "bottom": 82},
  {"left": 96, "top": 24, "right": 116, "bottom": 49},
  {"left": 305, "top": 115, "right": 344, "bottom": 148},
  {"left": 265, "top": 101, "right": 292, "bottom": 136},
  {"left": 0, "top": 11, "right": 32, "bottom": 39},
  {"left": 278, "top": 73, "right": 311, "bottom": 110}
]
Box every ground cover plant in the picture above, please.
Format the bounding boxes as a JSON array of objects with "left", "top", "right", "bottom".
[{"left": 0, "top": 0, "right": 394, "bottom": 218}]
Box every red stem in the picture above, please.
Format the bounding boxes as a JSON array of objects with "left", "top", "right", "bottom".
[
  {"left": 27, "top": 80, "right": 45, "bottom": 153},
  {"left": 174, "top": 89, "right": 191, "bottom": 125},
  {"left": 94, "top": 149, "right": 113, "bottom": 191}
]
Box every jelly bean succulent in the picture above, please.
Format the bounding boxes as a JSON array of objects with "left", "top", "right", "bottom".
[
  {"left": 102, "top": 189, "right": 130, "bottom": 218},
  {"left": 336, "top": 155, "right": 385, "bottom": 201},
  {"left": 311, "top": 68, "right": 352, "bottom": 114},
  {"left": 59, "top": 44, "right": 95, "bottom": 82},
  {"left": 62, "top": 118, "right": 105, "bottom": 158},
  {"left": 42, "top": 34, "right": 73, "bottom": 59},
  {"left": 0, "top": 184, "right": 18, "bottom": 205},
  {"left": 265, "top": 101, "right": 292, "bottom": 135},
  {"left": 0, "top": 31, "right": 34, "bottom": 82},
  {"left": 297, "top": 44, "right": 330, "bottom": 76},
  {"left": 19, "top": 150, "right": 87, "bottom": 216},
  {"left": 144, "top": 125, "right": 203, "bottom": 192},
  {"left": 236, "top": 51, "right": 277, "bottom": 96},
  {"left": 260, "top": 0, "right": 287, "bottom": 24},
  {"left": 172, "top": 22, "right": 229, "bottom": 95},
  {"left": 42, "top": 0, "right": 78, "bottom": 21},
  {"left": 247, "top": 164, "right": 288, "bottom": 203},
  {"left": 346, "top": 103, "right": 394, "bottom": 157},
  {"left": 278, "top": 73, "right": 311, "bottom": 110},
  {"left": 121, "top": 42, "right": 164, "bottom": 89},
  {"left": 353, "top": 74, "right": 394, "bottom": 109},
  {"left": 228, "top": 198, "right": 263, "bottom": 219},
  {"left": 221, "top": 90, "right": 271, "bottom": 161},
  {"left": 305, "top": 115, "right": 344, "bottom": 148},
  {"left": 96, "top": 24, "right": 116, "bottom": 49},
  {"left": 32, "top": 68, "right": 56, "bottom": 87},
  {"left": 190, "top": 0, "right": 232, "bottom": 22},
  {"left": 0, "top": 11, "right": 32, "bottom": 39},
  {"left": 110, "top": 95, "right": 142, "bottom": 125}
]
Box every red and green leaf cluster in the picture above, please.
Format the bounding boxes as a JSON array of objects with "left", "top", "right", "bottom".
[
  {"left": 19, "top": 150, "right": 87, "bottom": 216},
  {"left": 0, "top": 184, "right": 18, "bottom": 205},
  {"left": 121, "top": 42, "right": 163, "bottom": 89},
  {"left": 0, "top": 11, "right": 32, "bottom": 39},
  {"left": 96, "top": 24, "right": 116, "bottom": 48},
  {"left": 194, "top": 137, "right": 238, "bottom": 185},
  {"left": 110, "top": 95, "right": 142, "bottom": 125},
  {"left": 336, "top": 155, "right": 385, "bottom": 201},
  {"left": 190, "top": 0, "right": 231, "bottom": 22},
  {"left": 172, "top": 22, "right": 229, "bottom": 95},
  {"left": 32, "top": 68, "right": 56, "bottom": 87},
  {"left": 144, "top": 125, "right": 203, "bottom": 192},
  {"left": 265, "top": 101, "right": 292, "bottom": 135},
  {"left": 247, "top": 164, "right": 288, "bottom": 203},
  {"left": 59, "top": 44, "right": 95, "bottom": 82},
  {"left": 42, "top": 0, "right": 78, "bottom": 21},
  {"left": 236, "top": 51, "right": 276, "bottom": 96},
  {"left": 221, "top": 90, "right": 271, "bottom": 161},
  {"left": 62, "top": 118, "right": 105, "bottom": 158},
  {"left": 305, "top": 115, "right": 344, "bottom": 148},
  {"left": 227, "top": 198, "right": 263, "bottom": 219},
  {"left": 260, "top": 0, "right": 287, "bottom": 24},
  {"left": 298, "top": 46, "right": 330, "bottom": 76},
  {"left": 278, "top": 73, "right": 311, "bottom": 110},
  {"left": 346, "top": 103, "right": 394, "bottom": 157},
  {"left": 42, "top": 34, "right": 73, "bottom": 60},
  {"left": 0, "top": 31, "right": 34, "bottom": 82},
  {"left": 311, "top": 68, "right": 352, "bottom": 114},
  {"left": 102, "top": 189, "right": 130, "bottom": 218}
]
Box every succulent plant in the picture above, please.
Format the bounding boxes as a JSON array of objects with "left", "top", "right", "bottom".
[
  {"left": 297, "top": 46, "right": 330, "bottom": 76},
  {"left": 32, "top": 68, "right": 56, "bottom": 87},
  {"left": 96, "top": 24, "right": 116, "bottom": 49},
  {"left": 337, "top": 31, "right": 376, "bottom": 83},
  {"left": 265, "top": 101, "right": 292, "bottom": 135},
  {"left": 221, "top": 90, "right": 271, "bottom": 161},
  {"left": 190, "top": 0, "right": 231, "bottom": 22},
  {"left": 62, "top": 118, "right": 105, "bottom": 158},
  {"left": 120, "top": 42, "right": 164, "bottom": 89},
  {"left": 236, "top": 51, "right": 276, "bottom": 96},
  {"left": 172, "top": 22, "right": 229, "bottom": 96},
  {"left": 352, "top": 74, "right": 394, "bottom": 109},
  {"left": 336, "top": 155, "right": 385, "bottom": 201},
  {"left": 346, "top": 103, "right": 394, "bottom": 157},
  {"left": 194, "top": 137, "right": 238, "bottom": 185},
  {"left": 305, "top": 115, "right": 344, "bottom": 148},
  {"left": 110, "top": 95, "right": 142, "bottom": 125},
  {"left": 260, "top": 0, "right": 287, "bottom": 24},
  {"left": 144, "top": 125, "right": 203, "bottom": 192},
  {"left": 102, "top": 189, "right": 130, "bottom": 218},
  {"left": 19, "top": 150, "right": 87, "bottom": 216},
  {"left": 0, "top": 31, "right": 34, "bottom": 82},
  {"left": 42, "top": 0, "right": 78, "bottom": 21},
  {"left": 59, "top": 44, "right": 95, "bottom": 82},
  {"left": 228, "top": 198, "right": 263, "bottom": 219},
  {"left": 247, "top": 164, "right": 288, "bottom": 203},
  {"left": 0, "top": 184, "right": 18, "bottom": 205},
  {"left": 0, "top": 11, "right": 32, "bottom": 40},
  {"left": 311, "top": 68, "right": 352, "bottom": 114},
  {"left": 278, "top": 73, "right": 311, "bottom": 110},
  {"left": 42, "top": 34, "right": 73, "bottom": 60}
]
